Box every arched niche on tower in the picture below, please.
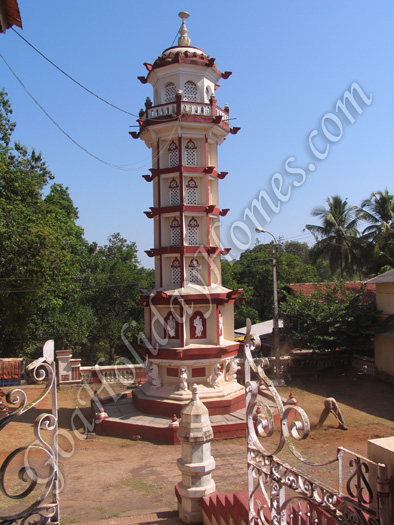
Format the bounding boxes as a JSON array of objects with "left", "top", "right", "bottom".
[
  {"left": 170, "top": 216, "right": 181, "bottom": 247},
  {"left": 163, "top": 82, "right": 177, "bottom": 104},
  {"left": 164, "top": 310, "right": 180, "bottom": 340},
  {"left": 171, "top": 257, "right": 182, "bottom": 286},
  {"left": 161, "top": 256, "right": 182, "bottom": 289},
  {"left": 184, "top": 139, "right": 197, "bottom": 166},
  {"left": 168, "top": 140, "right": 179, "bottom": 168},
  {"left": 217, "top": 302, "right": 235, "bottom": 343},
  {"left": 189, "top": 310, "right": 207, "bottom": 340},
  {"left": 168, "top": 177, "right": 180, "bottom": 206},
  {"left": 160, "top": 214, "right": 180, "bottom": 247},
  {"left": 186, "top": 216, "right": 200, "bottom": 246},
  {"left": 218, "top": 308, "right": 224, "bottom": 342},
  {"left": 186, "top": 257, "right": 202, "bottom": 285},
  {"left": 185, "top": 177, "right": 198, "bottom": 205}
]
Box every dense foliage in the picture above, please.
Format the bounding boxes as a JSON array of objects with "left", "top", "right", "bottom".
[
  {"left": 306, "top": 192, "right": 394, "bottom": 278},
  {"left": 280, "top": 283, "right": 391, "bottom": 356},
  {"left": 222, "top": 241, "right": 320, "bottom": 328},
  {"left": 0, "top": 91, "right": 153, "bottom": 363}
]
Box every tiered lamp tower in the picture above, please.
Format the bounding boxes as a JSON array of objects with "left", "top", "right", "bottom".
[{"left": 131, "top": 12, "right": 243, "bottom": 418}]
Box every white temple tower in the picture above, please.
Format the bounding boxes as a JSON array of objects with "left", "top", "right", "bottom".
[{"left": 131, "top": 12, "right": 243, "bottom": 417}]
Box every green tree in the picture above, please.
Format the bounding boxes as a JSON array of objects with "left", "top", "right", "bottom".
[
  {"left": 222, "top": 242, "right": 319, "bottom": 327},
  {"left": 358, "top": 188, "right": 394, "bottom": 273},
  {"left": 280, "top": 283, "right": 388, "bottom": 355},
  {"left": 0, "top": 90, "right": 55, "bottom": 355},
  {"left": 0, "top": 89, "right": 154, "bottom": 362},
  {"left": 306, "top": 195, "right": 363, "bottom": 279},
  {"left": 88, "top": 233, "right": 152, "bottom": 363}
]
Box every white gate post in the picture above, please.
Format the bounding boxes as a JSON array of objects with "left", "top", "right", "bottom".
[{"left": 176, "top": 384, "right": 216, "bottom": 524}]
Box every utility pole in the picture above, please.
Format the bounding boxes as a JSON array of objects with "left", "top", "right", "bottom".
[{"left": 255, "top": 228, "right": 284, "bottom": 385}]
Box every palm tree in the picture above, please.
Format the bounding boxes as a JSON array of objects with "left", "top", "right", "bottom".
[
  {"left": 358, "top": 188, "right": 394, "bottom": 272},
  {"left": 358, "top": 188, "right": 394, "bottom": 241},
  {"left": 306, "top": 195, "right": 363, "bottom": 278}
]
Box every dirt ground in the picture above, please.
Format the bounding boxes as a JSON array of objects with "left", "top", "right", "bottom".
[{"left": 1, "top": 369, "right": 393, "bottom": 524}]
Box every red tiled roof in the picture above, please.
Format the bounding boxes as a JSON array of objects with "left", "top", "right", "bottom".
[{"left": 285, "top": 282, "right": 376, "bottom": 305}]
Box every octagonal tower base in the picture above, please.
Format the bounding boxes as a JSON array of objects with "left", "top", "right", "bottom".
[{"left": 132, "top": 379, "right": 245, "bottom": 418}]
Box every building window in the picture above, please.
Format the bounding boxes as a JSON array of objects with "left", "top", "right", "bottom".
[
  {"left": 187, "top": 217, "right": 199, "bottom": 245},
  {"left": 188, "top": 258, "right": 201, "bottom": 284},
  {"left": 183, "top": 81, "right": 197, "bottom": 102},
  {"left": 185, "top": 178, "right": 198, "bottom": 205},
  {"left": 171, "top": 258, "right": 181, "bottom": 286},
  {"left": 164, "top": 82, "right": 177, "bottom": 103},
  {"left": 168, "top": 141, "right": 179, "bottom": 168},
  {"left": 185, "top": 139, "right": 197, "bottom": 166},
  {"left": 205, "top": 86, "right": 211, "bottom": 103},
  {"left": 170, "top": 218, "right": 181, "bottom": 246},
  {"left": 169, "top": 178, "right": 180, "bottom": 206}
]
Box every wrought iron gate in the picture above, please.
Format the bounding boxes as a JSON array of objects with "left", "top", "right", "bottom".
[
  {"left": 0, "top": 340, "right": 59, "bottom": 524},
  {"left": 244, "top": 320, "right": 390, "bottom": 525}
]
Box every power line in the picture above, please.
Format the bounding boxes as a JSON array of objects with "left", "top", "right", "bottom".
[
  {"left": 0, "top": 53, "right": 168, "bottom": 171},
  {"left": 0, "top": 53, "right": 183, "bottom": 171},
  {"left": 170, "top": 23, "right": 183, "bottom": 47},
  {"left": 11, "top": 28, "right": 139, "bottom": 118}
]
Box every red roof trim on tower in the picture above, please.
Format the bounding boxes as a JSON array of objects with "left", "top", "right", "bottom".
[
  {"left": 146, "top": 166, "right": 225, "bottom": 180},
  {"left": 133, "top": 342, "right": 240, "bottom": 361},
  {"left": 144, "top": 246, "right": 231, "bottom": 257},
  {"left": 137, "top": 287, "right": 243, "bottom": 306},
  {"left": 143, "top": 205, "right": 222, "bottom": 218},
  {"left": 144, "top": 46, "right": 224, "bottom": 81},
  {"left": 0, "top": 0, "right": 22, "bottom": 32}
]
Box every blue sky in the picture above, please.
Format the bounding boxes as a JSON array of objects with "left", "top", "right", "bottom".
[{"left": 1, "top": 1, "right": 393, "bottom": 267}]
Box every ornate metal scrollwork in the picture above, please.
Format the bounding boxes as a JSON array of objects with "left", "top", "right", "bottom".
[
  {"left": 0, "top": 341, "right": 59, "bottom": 524},
  {"left": 244, "top": 319, "right": 387, "bottom": 525},
  {"left": 245, "top": 318, "right": 336, "bottom": 466}
]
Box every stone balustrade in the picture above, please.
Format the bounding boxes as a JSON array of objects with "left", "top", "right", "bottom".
[
  {"left": 147, "top": 102, "right": 177, "bottom": 119},
  {"left": 144, "top": 101, "right": 229, "bottom": 123},
  {"left": 56, "top": 350, "right": 146, "bottom": 386}
]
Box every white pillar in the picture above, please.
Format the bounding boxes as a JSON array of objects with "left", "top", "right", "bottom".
[
  {"left": 367, "top": 437, "right": 393, "bottom": 524},
  {"left": 56, "top": 350, "right": 72, "bottom": 383},
  {"left": 177, "top": 384, "right": 216, "bottom": 524}
]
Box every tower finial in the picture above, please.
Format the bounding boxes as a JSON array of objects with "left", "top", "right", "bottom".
[{"left": 178, "top": 11, "right": 191, "bottom": 46}]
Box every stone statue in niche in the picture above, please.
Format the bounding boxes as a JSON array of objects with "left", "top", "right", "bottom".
[
  {"left": 211, "top": 363, "right": 223, "bottom": 388},
  {"left": 147, "top": 362, "right": 161, "bottom": 387},
  {"left": 226, "top": 358, "right": 239, "bottom": 382},
  {"left": 167, "top": 314, "right": 176, "bottom": 338},
  {"left": 193, "top": 315, "right": 203, "bottom": 337},
  {"left": 219, "top": 311, "right": 223, "bottom": 337},
  {"left": 179, "top": 366, "right": 188, "bottom": 391}
]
